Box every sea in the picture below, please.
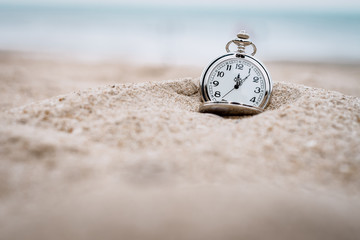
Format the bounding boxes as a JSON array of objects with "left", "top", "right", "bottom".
[{"left": 0, "top": 3, "right": 359, "bottom": 66}]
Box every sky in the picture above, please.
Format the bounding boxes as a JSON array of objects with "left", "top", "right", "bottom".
[
  {"left": 0, "top": 0, "right": 359, "bottom": 63},
  {"left": 1, "top": 0, "right": 360, "bottom": 11}
]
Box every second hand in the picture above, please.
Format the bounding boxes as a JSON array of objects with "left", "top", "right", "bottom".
[
  {"left": 221, "top": 87, "right": 235, "bottom": 100},
  {"left": 222, "top": 74, "right": 241, "bottom": 100}
]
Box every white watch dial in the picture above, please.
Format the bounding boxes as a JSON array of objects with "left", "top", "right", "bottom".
[{"left": 207, "top": 58, "right": 266, "bottom": 107}]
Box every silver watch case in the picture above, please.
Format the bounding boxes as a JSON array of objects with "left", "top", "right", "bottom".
[{"left": 199, "top": 52, "right": 272, "bottom": 115}]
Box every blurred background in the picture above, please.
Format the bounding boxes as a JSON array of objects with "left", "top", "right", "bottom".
[{"left": 0, "top": 0, "right": 359, "bottom": 66}]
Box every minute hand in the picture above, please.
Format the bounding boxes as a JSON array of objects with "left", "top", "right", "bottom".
[{"left": 240, "top": 69, "right": 251, "bottom": 85}]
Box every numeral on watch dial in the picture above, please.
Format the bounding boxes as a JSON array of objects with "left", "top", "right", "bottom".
[
  {"left": 217, "top": 71, "right": 224, "bottom": 77},
  {"left": 236, "top": 64, "right": 243, "bottom": 70}
]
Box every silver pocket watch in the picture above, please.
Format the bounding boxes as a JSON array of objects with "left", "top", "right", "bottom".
[{"left": 199, "top": 31, "right": 272, "bottom": 115}]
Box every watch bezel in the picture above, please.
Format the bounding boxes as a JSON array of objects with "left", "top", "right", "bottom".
[{"left": 200, "top": 53, "right": 272, "bottom": 110}]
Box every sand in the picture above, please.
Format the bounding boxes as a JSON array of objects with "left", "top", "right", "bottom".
[{"left": 1, "top": 52, "right": 360, "bottom": 240}]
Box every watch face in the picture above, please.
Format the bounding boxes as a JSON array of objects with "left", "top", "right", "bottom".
[{"left": 203, "top": 54, "right": 270, "bottom": 108}]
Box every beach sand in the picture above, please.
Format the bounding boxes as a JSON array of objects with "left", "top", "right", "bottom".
[{"left": 1, "top": 52, "right": 360, "bottom": 240}]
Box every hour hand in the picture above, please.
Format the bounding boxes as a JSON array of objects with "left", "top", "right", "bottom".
[{"left": 234, "top": 74, "right": 241, "bottom": 88}]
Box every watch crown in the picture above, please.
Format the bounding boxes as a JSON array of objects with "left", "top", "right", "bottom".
[{"left": 237, "top": 31, "right": 250, "bottom": 40}]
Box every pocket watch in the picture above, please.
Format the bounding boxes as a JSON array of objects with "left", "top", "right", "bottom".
[{"left": 199, "top": 31, "right": 272, "bottom": 115}]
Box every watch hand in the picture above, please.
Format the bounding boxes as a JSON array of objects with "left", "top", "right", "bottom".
[
  {"left": 221, "top": 87, "right": 236, "bottom": 100},
  {"left": 233, "top": 73, "right": 241, "bottom": 88},
  {"left": 234, "top": 80, "right": 240, "bottom": 89},
  {"left": 223, "top": 73, "right": 242, "bottom": 100},
  {"left": 240, "top": 68, "right": 251, "bottom": 85},
  {"left": 234, "top": 73, "right": 241, "bottom": 82}
]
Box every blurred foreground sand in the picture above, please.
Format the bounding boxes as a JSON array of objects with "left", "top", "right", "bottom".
[{"left": 0, "top": 52, "right": 360, "bottom": 240}]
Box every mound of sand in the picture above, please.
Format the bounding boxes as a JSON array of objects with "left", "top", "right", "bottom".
[{"left": 1, "top": 78, "right": 360, "bottom": 240}]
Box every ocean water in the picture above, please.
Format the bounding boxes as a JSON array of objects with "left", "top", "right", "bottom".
[{"left": 0, "top": 4, "right": 359, "bottom": 65}]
